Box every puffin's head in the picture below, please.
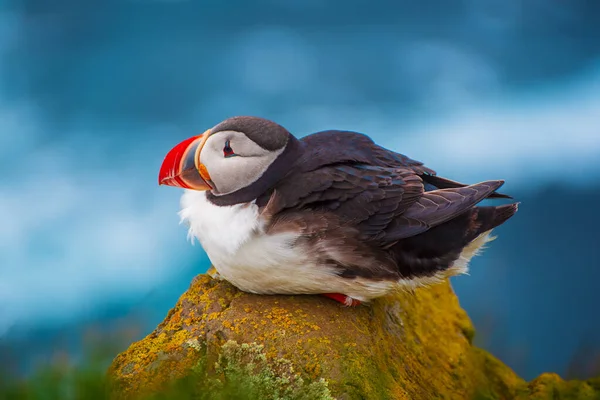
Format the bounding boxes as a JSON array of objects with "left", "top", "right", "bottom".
[{"left": 158, "top": 116, "right": 293, "bottom": 196}]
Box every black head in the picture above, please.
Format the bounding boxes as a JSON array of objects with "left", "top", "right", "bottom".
[
  {"left": 159, "top": 116, "right": 301, "bottom": 204},
  {"left": 211, "top": 116, "right": 291, "bottom": 151},
  {"left": 199, "top": 116, "right": 301, "bottom": 205}
]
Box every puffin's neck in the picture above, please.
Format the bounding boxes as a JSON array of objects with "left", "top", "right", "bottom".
[
  {"left": 205, "top": 136, "right": 302, "bottom": 207},
  {"left": 179, "top": 190, "right": 262, "bottom": 257}
]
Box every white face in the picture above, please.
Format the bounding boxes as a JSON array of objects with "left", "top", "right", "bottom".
[{"left": 199, "top": 130, "right": 286, "bottom": 196}]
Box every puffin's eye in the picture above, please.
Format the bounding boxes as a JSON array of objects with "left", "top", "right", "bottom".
[{"left": 223, "top": 140, "right": 235, "bottom": 158}]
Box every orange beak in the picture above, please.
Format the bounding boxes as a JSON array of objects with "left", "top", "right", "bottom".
[{"left": 158, "top": 130, "right": 213, "bottom": 191}]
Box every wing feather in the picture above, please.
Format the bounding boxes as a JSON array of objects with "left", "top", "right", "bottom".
[
  {"left": 261, "top": 161, "right": 505, "bottom": 245},
  {"left": 382, "top": 180, "right": 505, "bottom": 241},
  {"left": 261, "top": 164, "right": 422, "bottom": 239}
]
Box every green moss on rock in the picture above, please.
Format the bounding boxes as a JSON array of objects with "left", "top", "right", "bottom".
[
  {"left": 109, "top": 274, "right": 600, "bottom": 400},
  {"left": 203, "top": 340, "right": 333, "bottom": 400}
]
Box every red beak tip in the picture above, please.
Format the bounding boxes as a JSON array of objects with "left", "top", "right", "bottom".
[{"left": 158, "top": 133, "right": 208, "bottom": 190}]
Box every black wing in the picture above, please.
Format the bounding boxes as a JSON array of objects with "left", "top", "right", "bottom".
[
  {"left": 296, "top": 130, "right": 510, "bottom": 199},
  {"left": 296, "top": 130, "right": 435, "bottom": 175},
  {"left": 258, "top": 162, "right": 505, "bottom": 244}
]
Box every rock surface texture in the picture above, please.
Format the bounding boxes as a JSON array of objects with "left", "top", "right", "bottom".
[{"left": 109, "top": 274, "right": 600, "bottom": 399}]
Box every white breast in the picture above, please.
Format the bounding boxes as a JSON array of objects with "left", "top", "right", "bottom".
[
  {"left": 178, "top": 190, "right": 341, "bottom": 295},
  {"left": 176, "top": 190, "right": 485, "bottom": 302}
]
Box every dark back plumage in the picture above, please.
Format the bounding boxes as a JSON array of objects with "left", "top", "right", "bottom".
[{"left": 253, "top": 129, "right": 518, "bottom": 281}]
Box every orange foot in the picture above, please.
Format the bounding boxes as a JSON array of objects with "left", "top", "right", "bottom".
[{"left": 322, "top": 293, "right": 361, "bottom": 307}]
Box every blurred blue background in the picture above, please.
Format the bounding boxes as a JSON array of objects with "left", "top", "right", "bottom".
[{"left": 1, "top": 0, "right": 599, "bottom": 381}]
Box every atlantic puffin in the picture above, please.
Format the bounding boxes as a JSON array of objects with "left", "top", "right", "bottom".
[{"left": 158, "top": 116, "right": 518, "bottom": 306}]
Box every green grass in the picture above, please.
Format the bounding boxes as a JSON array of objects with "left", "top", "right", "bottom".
[
  {"left": 0, "top": 340, "right": 332, "bottom": 400},
  {"left": 0, "top": 340, "right": 114, "bottom": 400}
]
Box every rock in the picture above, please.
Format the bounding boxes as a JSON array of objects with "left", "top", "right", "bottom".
[{"left": 109, "top": 274, "right": 600, "bottom": 399}]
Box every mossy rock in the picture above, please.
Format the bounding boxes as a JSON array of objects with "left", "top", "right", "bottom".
[{"left": 109, "top": 274, "right": 600, "bottom": 400}]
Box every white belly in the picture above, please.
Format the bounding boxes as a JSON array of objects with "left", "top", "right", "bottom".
[
  {"left": 177, "top": 190, "right": 486, "bottom": 302},
  {"left": 178, "top": 190, "right": 346, "bottom": 296}
]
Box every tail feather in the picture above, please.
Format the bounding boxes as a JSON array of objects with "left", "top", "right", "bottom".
[
  {"left": 422, "top": 174, "right": 513, "bottom": 199},
  {"left": 475, "top": 202, "right": 520, "bottom": 234},
  {"left": 390, "top": 202, "right": 519, "bottom": 281}
]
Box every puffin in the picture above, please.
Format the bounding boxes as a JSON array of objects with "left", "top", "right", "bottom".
[{"left": 158, "top": 116, "right": 518, "bottom": 306}]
